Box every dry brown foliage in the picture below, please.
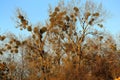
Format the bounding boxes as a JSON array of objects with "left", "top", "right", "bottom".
[{"left": 0, "top": 0, "right": 120, "bottom": 80}]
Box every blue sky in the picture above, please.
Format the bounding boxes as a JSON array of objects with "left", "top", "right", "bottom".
[{"left": 0, "top": 0, "right": 120, "bottom": 36}]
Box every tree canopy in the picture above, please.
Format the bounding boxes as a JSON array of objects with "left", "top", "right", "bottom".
[{"left": 0, "top": 0, "right": 120, "bottom": 80}]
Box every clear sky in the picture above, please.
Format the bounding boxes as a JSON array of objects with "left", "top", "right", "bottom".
[{"left": 0, "top": 0, "right": 120, "bottom": 36}]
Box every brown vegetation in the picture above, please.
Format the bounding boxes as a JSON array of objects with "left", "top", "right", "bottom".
[{"left": 0, "top": 0, "right": 120, "bottom": 80}]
